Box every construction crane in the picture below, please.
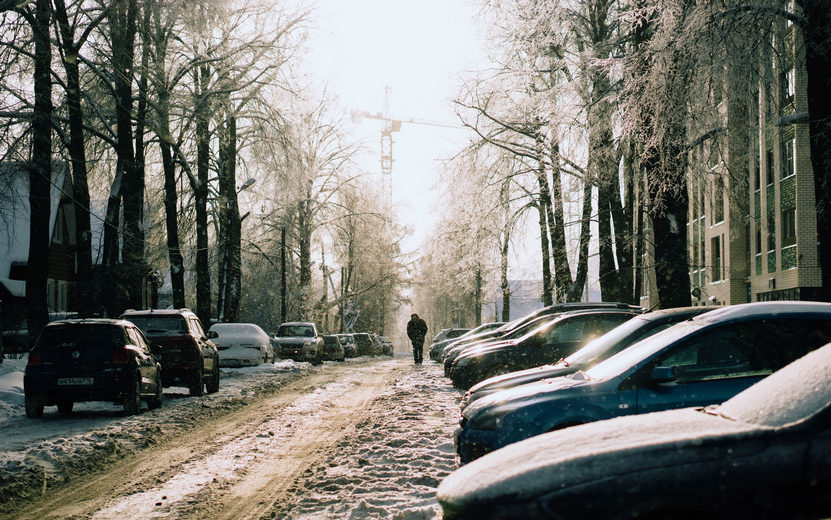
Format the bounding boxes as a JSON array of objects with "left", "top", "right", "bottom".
[{"left": 351, "top": 86, "right": 461, "bottom": 196}]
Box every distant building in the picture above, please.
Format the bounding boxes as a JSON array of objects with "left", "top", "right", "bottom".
[{"left": 483, "top": 280, "right": 545, "bottom": 322}]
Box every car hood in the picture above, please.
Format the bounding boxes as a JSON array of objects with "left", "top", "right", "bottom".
[
  {"left": 468, "top": 363, "right": 576, "bottom": 393},
  {"left": 439, "top": 407, "right": 763, "bottom": 510},
  {"left": 463, "top": 374, "right": 593, "bottom": 419},
  {"left": 455, "top": 341, "right": 518, "bottom": 361}
]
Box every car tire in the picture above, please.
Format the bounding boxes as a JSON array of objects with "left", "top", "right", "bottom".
[
  {"left": 205, "top": 359, "right": 220, "bottom": 394},
  {"left": 189, "top": 366, "right": 204, "bottom": 397},
  {"left": 123, "top": 374, "right": 142, "bottom": 415},
  {"left": 57, "top": 400, "right": 74, "bottom": 417},
  {"left": 148, "top": 373, "right": 163, "bottom": 410},
  {"left": 25, "top": 394, "right": 44, "bottom": 418}
]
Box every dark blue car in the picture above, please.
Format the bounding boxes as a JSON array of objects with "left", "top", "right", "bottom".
[
  {"left": 439, "top": 340, "right": 831, "bottom": 520},
  {"left": 455, "top": 301, "right": 831, "bottom": 463}
]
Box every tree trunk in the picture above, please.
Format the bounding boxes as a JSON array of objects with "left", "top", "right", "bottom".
[
  {"left": 297, "top": 198, "right": 312, "bottom": 316},
  {"left": 535, "top": 196, "right": 553, "bottom": 307},
  {"left": 26, "top": 0, "right": 52, "bottom": 344},
  {"left": 217, "top": 100, "right": 241, "bottom": 322},
  {"left": 548, "top": 141, "right": 574, "bottom": 301},
  {"left": 567, "top": 181, "right": 593, "bottom": 302},
  {"left": 802, "top": 0, "right": 831, "bottom": 301},
  {"left": 53, "top": 0, "right": 93, "bottom": 309},
  {"left": 195, "top": 63, "right": 212, "bottom": 328}
]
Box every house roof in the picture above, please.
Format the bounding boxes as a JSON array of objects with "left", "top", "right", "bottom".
[{"left": 0, "top": 162, "right": 70, "bottom": 281}]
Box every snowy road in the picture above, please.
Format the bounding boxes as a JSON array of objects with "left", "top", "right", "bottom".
[{"left": 0, "top": 357, "right": 462, "bottom": 519}]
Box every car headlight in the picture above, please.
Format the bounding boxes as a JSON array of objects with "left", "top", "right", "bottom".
[
  {"left": 303, "top": 339, "right": 316, "bottom": 346},
  {"left": 468, "top": 407, "right": 511, "bottom": 431}
]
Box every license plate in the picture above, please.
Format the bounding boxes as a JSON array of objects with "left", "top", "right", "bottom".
[{"left": 57, "top": 377, "right": 94, "bottom": 385}]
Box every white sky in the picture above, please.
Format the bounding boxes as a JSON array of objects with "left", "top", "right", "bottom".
[
  {"left": 302, "top": 1, "right": 485, "bottom": 249},
  {"left": 300, "top": 0, "right": 546, "bottom": 287}
]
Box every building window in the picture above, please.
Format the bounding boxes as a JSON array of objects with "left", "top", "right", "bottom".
[
  {"left": 713, "top": 179, "right": 724, "bottom": 224},
  {"left": 768, "top": 215, "right": 776, "bottom": 252},
  {"left": 781, "top": 138, "right": 795, "bottom": 179},
  {"left": 780, "top": 67, "right": 795, "bottom": 107},
  {"left": 711, "top": 236, "right": 722, "bottom": 281},
  {"left": 782, "top": 208, "right": 796, "bottom": 247},
  {"left": 753, "top": 159, "right": 760, "bottom": 192},
  {"left": 766, "top": 149, "right": 775, "bottom": 185}
]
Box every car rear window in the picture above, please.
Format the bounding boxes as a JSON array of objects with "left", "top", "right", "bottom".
[
  {"left": 37, "top": 325, "right": 123, "bottom": 349},
  {"left": 277, "top": 325, "right": 314, "bottom": 337},
  {"left": 127, "top": 316, "right": 188, "bottom": 335}
]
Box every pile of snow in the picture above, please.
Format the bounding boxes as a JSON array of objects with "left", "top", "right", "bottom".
[
  {"left": 0, "top": 355, "right": 26, "bottom": 420},
  {"left": 0, "top": 358, "right": 315, "bottom": 506},
  {"left": 279, "top": 363, "right": 462, "bottom": 519}
]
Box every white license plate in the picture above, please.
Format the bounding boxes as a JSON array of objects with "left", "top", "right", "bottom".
[{"left": 57, "top": 377, "right": 94, "bottom": 385}]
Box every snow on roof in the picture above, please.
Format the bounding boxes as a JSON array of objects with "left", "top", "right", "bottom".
[
  {"left": 0, "top": 162, "right": 69, "bottom": 279},
  {"left": 0, "top": 278, "right": 25, "bottom": 298}
]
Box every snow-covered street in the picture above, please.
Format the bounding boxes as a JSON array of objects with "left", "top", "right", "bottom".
[{"left": 0, "top": 355, "right": 463, "bottom": 519}]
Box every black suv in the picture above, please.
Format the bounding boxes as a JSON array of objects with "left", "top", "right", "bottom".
[
  {"left": 23, "top": 319, "right": 163, "bottom": 417},
  {"left": 121, "top": 309, "right": 219, "bottom": 396}
]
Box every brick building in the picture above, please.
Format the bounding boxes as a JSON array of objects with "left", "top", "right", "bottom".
[{"left": 639, "top": 16, "right": 821, "bottom": 308}]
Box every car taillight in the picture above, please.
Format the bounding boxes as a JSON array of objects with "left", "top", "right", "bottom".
[
  {"left": 27, "top": 351, "right": 43, "bottom": 366},
  {"left": 112, "top": 348, "right": 132, "bottom": 364}
]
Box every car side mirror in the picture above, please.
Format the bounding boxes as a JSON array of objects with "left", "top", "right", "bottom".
[
  {"left": 650, "top": 365, "right": 676, "bottom": 384},
  {"left": 207, "top": 330, "right": 218, "bottom": 339}
]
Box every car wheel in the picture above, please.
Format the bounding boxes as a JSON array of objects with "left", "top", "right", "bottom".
[
  {"left": 57, "top": 400, "right": 74, "bottom": 417},
  {"left": 205, "top": 359, "right": 220, "bottom": 394},
  {"left": 25, "top": 394, "right": 44, "bottom": 418},
  {"left": 123, "top": 374, "right": 142, "bottom": 415},
  {"left": 148, "top": 373, "right": 163, "bottom": 410},
  {"left": 189, "top": 366, "right": 204, "bottom": 397}
]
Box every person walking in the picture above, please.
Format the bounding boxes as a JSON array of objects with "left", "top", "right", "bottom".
[{"left": 406, "top": 313, "right": 428, "bottom": 365}]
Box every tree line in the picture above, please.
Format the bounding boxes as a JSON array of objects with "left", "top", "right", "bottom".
[
  {"left": 0, "top": 0, "right": 408, "bottom": 343},
  {"left": 415, "top": 0, "right": 831, "bottom": 327}
]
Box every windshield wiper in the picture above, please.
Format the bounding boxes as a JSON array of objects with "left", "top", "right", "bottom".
[{"left": 701, "top": 405, "right": 736, "bottom": 421}]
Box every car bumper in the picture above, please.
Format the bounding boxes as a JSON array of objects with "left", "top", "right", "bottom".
[
  {"left": 24, "top": 369, "right": 132, "bottom": 403},
  {"left": 454, "top": 426, "right": 497, "bottom": 465}
]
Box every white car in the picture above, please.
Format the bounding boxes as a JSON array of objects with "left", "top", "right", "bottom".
[{"left": 208, "top": 323, "right": 273, "bottom": 367}]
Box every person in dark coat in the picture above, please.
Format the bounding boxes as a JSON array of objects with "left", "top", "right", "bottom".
[{"left": 406, "top": 313, "right": 428, "bottom": 364}]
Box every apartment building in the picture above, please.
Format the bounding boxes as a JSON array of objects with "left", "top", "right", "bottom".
[{"left": 640, "top": 16, "right": 821, "bottom": 308}]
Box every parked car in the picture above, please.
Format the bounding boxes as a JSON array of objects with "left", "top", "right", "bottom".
[
  {"left": 432, "top": 327, "right": 471, "bottom": 346},
  {"left": 455, "top": 301, "right": 831, "bottom": 463},
  {"left": 209, "top": 322, "right": 272, "bottom": 367},
  {"left": 449, "top": 309, "right": 643, "bottom": 389},
  {"left": 431, "top": 327, "right": 468, "bottom": 345},
  {"left": 121, "top": 308, "right": 219, "bottom": 396},
  {"left": 444, "top": 315, "right": 562, "bottom": 377},
  {"left": 461, "top": 307, "right": 711, "bottom": 409},
  {"left": 273, "top": 322, "right": 324, "bottom": 364},
  {"left": 369, "top": 333, "right": 384, "bottom": 356},
  {"left": 352, "top": 333, "right": 374, "bottom": 356},
  {"left": 336, "top": 333, "right": 357, "bottom": 358},
  {"left": 23, "top": 318, "right": 163, "bottom": 417},
  {"left": 321, "top": 335, "right": 346, "bottom": 361},
  {"left": 429, "top": 322, "right": 505, "bottom": 362},
  {"left": 439, "top": 340, "right": 831, "bottom": 520},
  {"left": 442, "top": 303, "right": 643, "bottom": 364},
  {"left": 378, "top": 336, "right": 394, "bottom": 356}
]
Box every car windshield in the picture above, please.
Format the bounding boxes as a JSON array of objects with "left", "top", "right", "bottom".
[
  {"left": 504, "top": 316, "right": 555, "bottom": 340},
  {"left": 37, "top": 325, "right": 122, "bottom": 349},
  {"left": 584, "top": 321, "right": 702, "bottom": 380},
  {"left": 562, "top": 315, "right": 661, "bottom": 366},
  {"left": 126, "top": 316, "right": 187, "bottom": 335},
  {"left": 277, "top": 325, "right": 314, "bottom": 337},
  {"left": 715, "top": 343, "right": 831, "bottom": 427},
  {"left": 212, "top": 324, "right": 257, "bottom": 335}
]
